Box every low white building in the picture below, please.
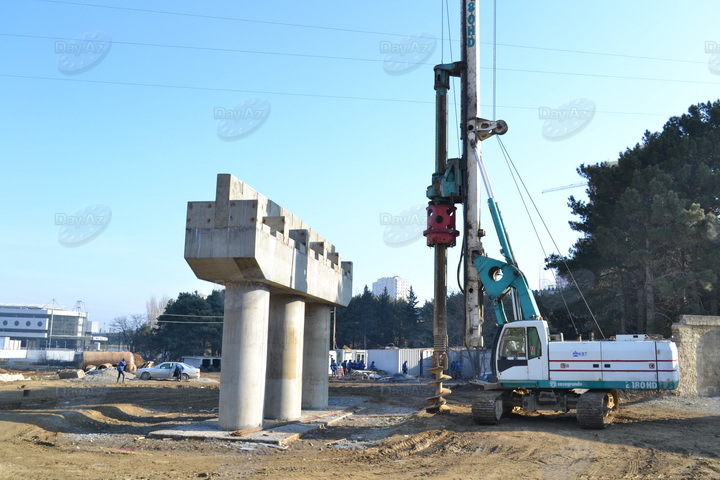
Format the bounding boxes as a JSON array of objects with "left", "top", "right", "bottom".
[
  {"left": 0, "top": 336, "right": 26, "bottom": 360},
  {"left": 182, "top": 355, "right": 222, "bottom": 370},
  {"left": 364, "top": 347, "right": 492, "bottom": 379},
  {"left": 0, "top": 304, "right": 98, "bottom": 350},
  {"left": 367, "top": 347, "right": 433, "bottom": 375}
]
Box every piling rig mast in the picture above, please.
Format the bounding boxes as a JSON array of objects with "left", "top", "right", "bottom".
[{"left": 424, "top": 0, "right": 507, "bottom": 413}]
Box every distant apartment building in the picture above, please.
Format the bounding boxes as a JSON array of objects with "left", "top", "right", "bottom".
[
  {"left": 372, "top": 276, "right": 411, "bottom": 301},
  {"left": 0, "top": 304, "right": 98, "bottom": 350}
]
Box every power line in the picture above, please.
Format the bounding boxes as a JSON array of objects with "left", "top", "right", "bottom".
[
  {"left": 0, "top": 73, "right": 685, "bottom": 118},
  {"left": 36, "top": 0, "right": 412, "bottom": 38},
  {"left": 0, "top": 33, "right": 389, "bottom": 65},
  {"left": 157, "top": 320, "right": 223, "bottom": 324},
  {"left": 499, "top": 66, "right": 720, "bottom": 87},
  {"left": 495, "top": 42, "right": 706, "bottom": 66},
  {"left": 33, "top": 0, "right": 709, "bottom": 66},
  {"left": 3, "top": 32, "right": 714, "bottom": 89},
  {"left": 0, "top": 73, "right": 433, "bottom": 104}
]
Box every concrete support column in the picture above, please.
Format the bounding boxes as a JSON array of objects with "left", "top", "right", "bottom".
[
  {"left": 264, "top": 295, "right": 305, "bottom": 420},
  {"left": 302, "top": 304, "right": 331, "bottom": 409},
  {"left": 219, "top": 282, "right": 270, "bottom": 430}
]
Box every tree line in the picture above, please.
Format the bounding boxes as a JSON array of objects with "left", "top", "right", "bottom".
[{"left": 547, "top": 100, "right": 720, "bottom": 337}]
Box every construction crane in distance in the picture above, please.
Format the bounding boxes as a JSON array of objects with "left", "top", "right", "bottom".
[{"left": 541, "top": 181, "right": 587, "bottom": 194}]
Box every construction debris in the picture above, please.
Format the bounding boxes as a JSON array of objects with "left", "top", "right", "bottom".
[{"left": 58, "top": 369, "right": 85, "bottom": 379}]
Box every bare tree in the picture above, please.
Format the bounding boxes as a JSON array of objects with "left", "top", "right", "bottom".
[
  {"left": 146, "top": 295, "right": 171, "bottom": 328},
  {"left": 110, "top": 314, "right": 147, "bottom": 351}
]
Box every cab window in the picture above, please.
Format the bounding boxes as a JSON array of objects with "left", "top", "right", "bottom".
[
  {"left": 499, "top": 327, "right": 526, "bottom": 359},
  {"left": 527, "top": 327, "right": 541, "bottom": 359}
]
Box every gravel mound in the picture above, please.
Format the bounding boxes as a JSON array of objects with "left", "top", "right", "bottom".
[{"left": 67, "top": 368, "right": 135, "bottom": 383}]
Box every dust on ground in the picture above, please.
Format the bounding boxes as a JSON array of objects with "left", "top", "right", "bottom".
[{"left": 1, "top": 369, "right": 719, "bottom": 480}]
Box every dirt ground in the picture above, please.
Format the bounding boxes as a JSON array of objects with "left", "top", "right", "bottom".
[{"left": 1, "top": 369, "right": 719, "bottom": 480}]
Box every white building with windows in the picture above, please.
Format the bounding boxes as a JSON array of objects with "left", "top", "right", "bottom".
[
  {"left": 371, "top": 276, "right": 412, "bottom": 301},
  {"left": 0, "top": 304, "right": 98, "bottom": 350}
]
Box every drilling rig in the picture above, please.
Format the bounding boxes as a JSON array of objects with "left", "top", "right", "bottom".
[
  {"left": 423, "top": 0, "right": 678, "bottom": 427},
  {"left": 423, "top": 0, "right": 507, "bottom": 415}
]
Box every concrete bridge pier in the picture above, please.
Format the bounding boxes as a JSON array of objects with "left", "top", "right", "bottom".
[
  {"left": 302, "top": 304, "right": 332, "bottom": 409},
  {"left": 264, "top": 295, "right": 305, "bottom": 420},
  {"left": 218, "top": 282, "right": 270, "bottom": 430},
  {"left": 185, "top": 174, "right": 352, "bottom": 431}
]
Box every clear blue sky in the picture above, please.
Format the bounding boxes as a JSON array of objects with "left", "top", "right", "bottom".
[{"left": 1, "top": 0, "right": 719, "bottom": 329}]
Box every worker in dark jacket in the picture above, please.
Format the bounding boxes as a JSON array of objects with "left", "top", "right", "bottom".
[{"left": 116, "top": 358, "right": 126, "bottom": 384}]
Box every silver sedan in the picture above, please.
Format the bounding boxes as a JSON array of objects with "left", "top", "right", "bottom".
[{"left": 135, "top": 362, "right": 200, "bottom": 381}]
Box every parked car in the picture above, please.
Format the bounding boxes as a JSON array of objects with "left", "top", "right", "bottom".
[{"left": 135, "top": 362, "right": 200, "bottom": 381}]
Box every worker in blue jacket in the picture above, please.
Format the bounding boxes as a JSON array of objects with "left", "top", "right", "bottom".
[{"left": 116, "top": 358, "right": 126, "bottom": 384}]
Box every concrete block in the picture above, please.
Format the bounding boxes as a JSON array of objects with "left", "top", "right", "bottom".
[{"left": 58, "top": 369, "right": 85, "bottom": 379}]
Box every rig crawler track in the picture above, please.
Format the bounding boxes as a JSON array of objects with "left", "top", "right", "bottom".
[
  {"left": 471, "top": 391, "right": 506, "bottom": 425},
  {"left": 576, "top": 390, "right": 619, "bottom": 429}
]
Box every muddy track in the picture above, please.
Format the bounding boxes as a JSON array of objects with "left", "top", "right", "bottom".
[{"left": 1, "top": 375, "right": 719, "bottom": 479}]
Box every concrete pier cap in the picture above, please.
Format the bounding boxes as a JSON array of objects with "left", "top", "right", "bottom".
[{"left": 185, "top": 174, "right": 352, "bottom": 430}]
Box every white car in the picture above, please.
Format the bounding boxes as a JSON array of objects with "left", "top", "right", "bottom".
[{"left": 135, "top": 362, "right": 200, "bottom": 381}]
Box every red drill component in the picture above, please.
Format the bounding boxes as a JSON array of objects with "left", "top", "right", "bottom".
[{"left": 423, "top": 204, "right": 459, "bottom": 246}]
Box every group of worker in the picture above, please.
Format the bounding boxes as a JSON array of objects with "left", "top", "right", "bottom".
[
  {"left": 330, "top": 359, "right": 378, "bottom": 377},
  {"left": 329, "top": 359, "right": 460, "bottom": 377}
]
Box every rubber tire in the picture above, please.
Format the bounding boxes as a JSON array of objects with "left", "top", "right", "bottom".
[
  {"left": 140, "top": 372, "right": 151, "bottom": 380},
  {"left": 181, "top": 373, "right": 189, "bottom": 382}
]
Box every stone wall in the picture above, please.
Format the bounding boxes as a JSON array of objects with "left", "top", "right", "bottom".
[{"left": 672, "top": 315, "right": 720, "bottom": 396}]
